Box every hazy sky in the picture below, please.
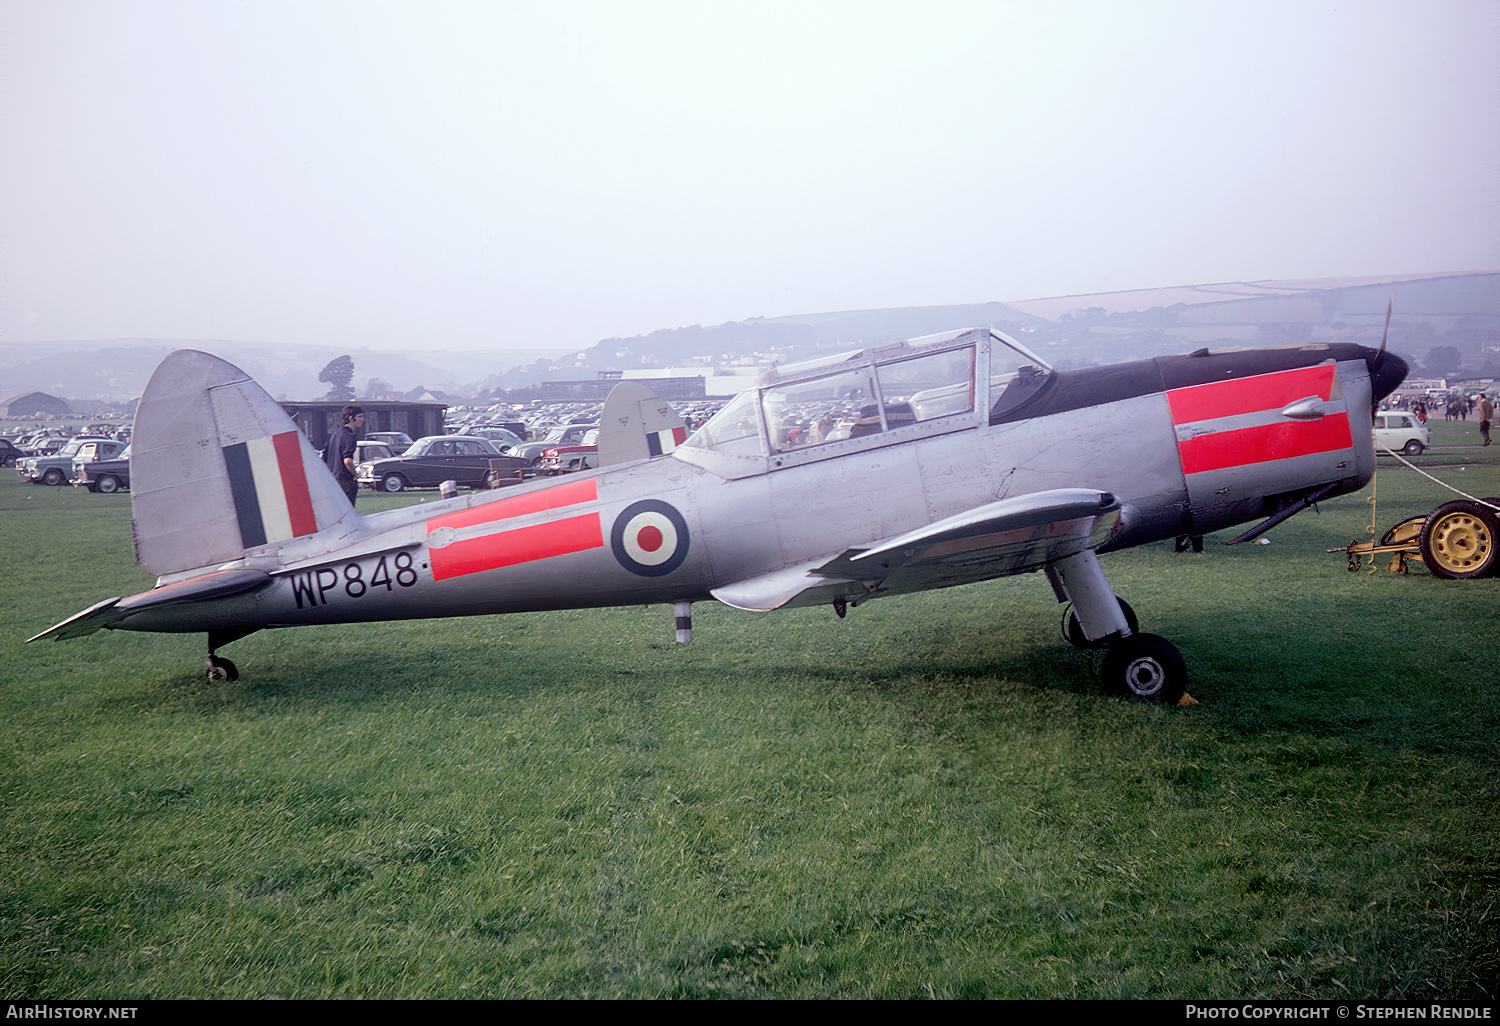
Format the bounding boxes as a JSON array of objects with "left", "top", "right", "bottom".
[{"left": 2, "top": 0, "right": 1496, "bottom": 352}]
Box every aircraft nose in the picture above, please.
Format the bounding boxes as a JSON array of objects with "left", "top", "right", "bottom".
[{"left": 1364, "top": 346, "right": 1409, "bottom": 405}]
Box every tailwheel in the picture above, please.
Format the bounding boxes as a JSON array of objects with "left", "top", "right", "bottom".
[
  {"left": 1418, "top": 500, "right": 1498, "bottom": 579},
  {"left": 206, "top": 654, "right": 239, "bottom": 682},
  {"left": 1101, "top": 633, "right": 1186, "bottom": 703}
]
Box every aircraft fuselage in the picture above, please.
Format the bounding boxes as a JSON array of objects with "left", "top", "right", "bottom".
[{"left": 104, "top": 335, "right": 1398, "bottom": 640}]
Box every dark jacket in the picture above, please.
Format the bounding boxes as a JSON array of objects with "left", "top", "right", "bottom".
[{"left": 326, "top": 425, "right": 357, "bottom": 481}]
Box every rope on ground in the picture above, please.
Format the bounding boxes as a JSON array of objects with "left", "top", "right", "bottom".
[{"left": 1378, "top": 444, "right": 1500, "bottom": 512}]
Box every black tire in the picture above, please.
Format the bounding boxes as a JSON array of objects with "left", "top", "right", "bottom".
[
  {"left": 1402, "top": 440, "right": 1425, "bottom": 456},
  {"left": 206, "top": 655, "right": 239, "bottom": 682},
  {"left": 382, "top": 473, "right": 408, "bottom": 493},
  {"left": 96, "top": 475, "right": 121, "bottom": 494},
  {"left": 1063, "top": 598, "right": 1139, "bottom": 649},
  {"left": 1419, "top": 500, "right": 1499, "bottom": 579},
  {"left": 41, "top": 467, "right": 65, "bottom": 486},
  {"left": 1101, "top": 633, "right": 1187, "bottom": 703}
]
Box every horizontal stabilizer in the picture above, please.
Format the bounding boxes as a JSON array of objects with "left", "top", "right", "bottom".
[
  {"left": 29, "top": 568, "right": 272, "bottom": 643},
  {"left": 26, "top": 597, "right": 126, "bottom": 643}
]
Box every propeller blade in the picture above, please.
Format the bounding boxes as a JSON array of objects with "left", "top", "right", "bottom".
[{"left": 1371, "top": 294, "right": 1394, "bottom": 378}]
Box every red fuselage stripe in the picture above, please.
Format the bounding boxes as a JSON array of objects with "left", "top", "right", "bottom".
[
  {"left": 427, "top": 478, "right": 599, "bottom": 532},
  {"left": 1177, "top": 417, "right": 1354, "bottom": 475},
  {"left": 429, "top": 513, "right": 604, "bottom": 581},
  {"left": 1167, "top": 364, "right": 1335, "bottom": 425}
]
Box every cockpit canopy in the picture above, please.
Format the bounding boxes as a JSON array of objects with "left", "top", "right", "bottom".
[{"left": 680, "top": 328, "right": 1052, "bottom": 476}]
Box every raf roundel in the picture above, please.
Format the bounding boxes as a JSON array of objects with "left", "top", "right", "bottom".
[{"left": 611, "top": 499, "right": 690, "bottom": 577}]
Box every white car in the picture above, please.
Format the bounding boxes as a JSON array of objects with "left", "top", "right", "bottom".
[{"left": 1374, "top": 411, "right": 1429, "bottom": 456}]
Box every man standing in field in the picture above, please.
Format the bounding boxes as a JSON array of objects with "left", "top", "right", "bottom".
[
  {"left": 326, "top": 405, "right": 366, "bottom": 503},
  {"left": 1479, "top": 394, "right": 1493, "bottom": 446}
]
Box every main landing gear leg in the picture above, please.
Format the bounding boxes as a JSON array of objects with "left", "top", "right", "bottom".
[{"left": 1046, "top": 551, "right": 1188, "bottom": 704}]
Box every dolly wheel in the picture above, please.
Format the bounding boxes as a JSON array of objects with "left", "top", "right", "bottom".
[{"left": 1419, "top": 500, "right": 1498, "bottom": 580}]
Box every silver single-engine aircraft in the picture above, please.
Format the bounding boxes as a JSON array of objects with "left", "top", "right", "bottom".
[{"left": 30, "top": 327, "right": 1407, "bottom": 703}]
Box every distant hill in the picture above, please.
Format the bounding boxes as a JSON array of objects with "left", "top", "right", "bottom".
[
  {"left": 0, "top": 339, "right": 572, "bottom": 403},
  {"left": 3, "top": 271, "right": 1495, "bottom": 403},
  {"left": 509, "top": 271, "right": 1498, "bottom": 388}
]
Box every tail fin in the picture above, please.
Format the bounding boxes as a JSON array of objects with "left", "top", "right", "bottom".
[
  {"left": 130, "top": 350, "right": 355, "bottom": 575},
  {"left": 596, "top": 381, "right": 688, "bottom": 468}
]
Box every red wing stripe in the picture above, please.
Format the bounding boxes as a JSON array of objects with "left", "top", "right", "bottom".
[
  {"left": 1178, "top": 417, "right": 1354, "bottom": 475},
  {"left": 430, "top": 513, "right": 604, "bottom": 581},
  {"left": 1168, "top": 365, "right": 1335, "bottom": 425},
  {"left": 428, "top": 478, "right": 598, "bottom": 532}
]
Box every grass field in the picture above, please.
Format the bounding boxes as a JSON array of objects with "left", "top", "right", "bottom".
[{"left": 2, "top": 426, "right": 1497, "bottom": 999}]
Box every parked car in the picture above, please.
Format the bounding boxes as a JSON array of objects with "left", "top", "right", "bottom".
[
  {"left": 355, "top": 435, "right": 529, "bottom": 492},
  {"left": 364, "top": 431, "right": 414, "bottom": 452},
  {"left": 74, "top": 446, "right": 131, "bottom": 493},
  {"left": 1374, "top": 411, "right": 1429, "bottom": 456},
  {"left": 69, "top": 439, "right": 125, "bottom": 474},
  {"left": 23, "top": 436, "right": 69, "bottom": 457},
  {"left": 510, "top": 424, "right": 598, "bottom": 465},
  {"left": 354, "top": 440, "right": 397, "bottom": 465},
  {"left": 536, "top": 429, "right": 601, "bottom": 475},
  {"left": 18, "top": 437, "right": 125, "bottom": 485},
  {"left": 468, "top": 425, "right": 526, "bottom": 450},
  {"left": 0, "top": 438, "right": 22, "bottom": 468}
]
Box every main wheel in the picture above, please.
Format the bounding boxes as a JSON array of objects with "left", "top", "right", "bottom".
[
  {"left": 1062, "top": 598, "right": 1139, "bottom": 649},
  {"left": 1419, "top": 500, "right": 1498, "bottom": 579},
  {"left": 96, "top": 474, "right": 121, "bottom": 494},
  {"left": 206, "top": 655, "right": 239, "bottom": 682},
  {"left": 382, "top": 473, "right": 408, "bottom": 493},
  {"left": 1101, "top": 633, "right": 1186, "bottom": 703},
  {"left": 1402, "top": 439, "right": 1425, "bottom": 456}
]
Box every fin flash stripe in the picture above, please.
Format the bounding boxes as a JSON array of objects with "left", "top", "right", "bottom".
[
  {"left": 646, "top": 426, "right": 688, "bottom": 457},
  {"left": 223, "top": 431, "right": 318, "bottom": 548}
]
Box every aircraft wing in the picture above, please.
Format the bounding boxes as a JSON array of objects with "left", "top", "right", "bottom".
[
  {"left": 711, "top": 488, "right": 1127, "bottom": 612},
  {"left": 28, "top": 568, "right": 273, "bottom": 642}
]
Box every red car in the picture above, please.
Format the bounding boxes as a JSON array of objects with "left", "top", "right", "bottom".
[{"left": 536, "top": 429, "right": 600, "bottom": 474}]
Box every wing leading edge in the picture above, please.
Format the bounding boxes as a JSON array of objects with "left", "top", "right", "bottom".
[{"left": 711, "top": 488, "right": 1128, "bottom": 612}]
